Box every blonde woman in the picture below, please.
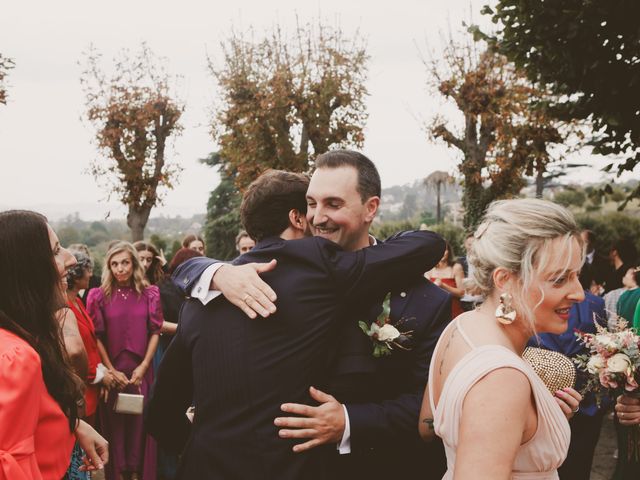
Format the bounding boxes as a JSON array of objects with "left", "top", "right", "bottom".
[
  {"left": 87, "top": 242, "right": 163, "bottom": 480},
  {"left": 426, "top": 199, "right": 584, "bottom": 479}
]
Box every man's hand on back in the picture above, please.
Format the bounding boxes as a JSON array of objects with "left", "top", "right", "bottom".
[
  {"left": 275, "top": 386, "right": 345, "bottom": 452},
  {"left": 212, "top": 260, "right": 278, "bottom": 319}
]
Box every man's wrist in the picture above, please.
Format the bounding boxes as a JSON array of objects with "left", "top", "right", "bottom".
[{"left": 211, "top": 264, "right": 228, "bottom": 291}]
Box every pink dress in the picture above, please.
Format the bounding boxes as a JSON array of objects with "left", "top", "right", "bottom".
[
  {"left": 86, "top": 285, "right": 163, "bottom": 480},
  {"left": 428, "top": 319, "right": 570, "bottom": 479}
]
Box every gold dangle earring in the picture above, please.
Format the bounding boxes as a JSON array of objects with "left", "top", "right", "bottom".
[{"left": 495, "top": 292, "right": 516, "bottom": 325}]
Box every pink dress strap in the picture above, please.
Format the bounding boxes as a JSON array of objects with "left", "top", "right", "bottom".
[{"left": 428, "top": 320, "right": 570, "bottom": 479}]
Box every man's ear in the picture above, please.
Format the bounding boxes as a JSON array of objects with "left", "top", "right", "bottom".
[
  {"left": 363, "top": 196, "right": 380, "bottom": 223},
  {"left": 288, "top": 209, "right": 306, "bottom": 232}
]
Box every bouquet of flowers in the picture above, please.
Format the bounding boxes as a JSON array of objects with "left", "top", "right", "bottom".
[{"left": 574, "top": 315, "right": 640, "bottom": 460}]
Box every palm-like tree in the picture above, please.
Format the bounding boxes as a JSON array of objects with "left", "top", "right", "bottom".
[{"left": 424, "top": 171, "right": 454, "bottom": 223}]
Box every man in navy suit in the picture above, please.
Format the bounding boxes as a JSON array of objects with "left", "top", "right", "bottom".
[
  {"left": 182, "top": 151, "right": 451, "bottom": 479},
  {"left": 146, "top": 169, "right": 445, "bottom": 479}
]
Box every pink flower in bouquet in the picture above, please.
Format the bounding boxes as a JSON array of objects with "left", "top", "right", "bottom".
[
  {"left": 626, "top": 374, "right": 639, "bottom": 391},
  {"left": 599, "top": 370, "right": 619, "bottom": 389}
]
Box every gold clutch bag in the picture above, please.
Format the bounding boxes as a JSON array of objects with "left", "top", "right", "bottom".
[
  {"left": 114, "top": 392, "right": 144, "bottom": 415},
  {"left": 523, "top": 347, "right": 576, "bottom": 394}
]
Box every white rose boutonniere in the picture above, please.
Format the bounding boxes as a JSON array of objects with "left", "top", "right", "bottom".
[{"left": 360, "top": 293, "right": 413, "bottom": 358}]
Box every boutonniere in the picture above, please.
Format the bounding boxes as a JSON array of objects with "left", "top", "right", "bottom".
[{"left": 359, "top": 293, "right": 413, "bottom": 358}]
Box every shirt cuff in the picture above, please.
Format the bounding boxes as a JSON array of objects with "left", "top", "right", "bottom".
[
  {"left": 191, "top": 263, "right": 224, "bottom": 305},
  {"left": 337, "top": 404, "right": 351, "bottom": 454},
  {"left": 92, "top": 363, "right": 106, "bottom": 385}
]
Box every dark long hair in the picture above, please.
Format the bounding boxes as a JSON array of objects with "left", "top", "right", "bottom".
[
  {"left": 134, "top": 241, "right": 165, "bottom": 285},
  {"left": 0, "top": 210, "right": 82, "bottom": 430}
]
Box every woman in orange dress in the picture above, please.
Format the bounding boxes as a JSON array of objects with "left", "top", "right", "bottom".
[
  {"left": 0, "top": 210, "right": 108, "bottom": 479},
  {"left": 427, "top": 241, "right": 465, "bottom": 318}
]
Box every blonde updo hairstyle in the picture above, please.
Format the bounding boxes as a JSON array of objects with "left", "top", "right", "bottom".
[
  {"left": 101, "top": 241, "right": 148, "bottom": 299},
  {"left": 468, "top": 198, "right": 584, "bottom": 332}
]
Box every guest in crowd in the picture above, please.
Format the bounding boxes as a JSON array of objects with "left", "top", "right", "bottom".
[
  {"left": 87, "top": 241, "right": 163, "bottom": 480},
  {"left": 529, "top": 291, "right": 608, "bottom": 480},
  {"left": 616, "top": 266, "right": 640, "bottom": 326},
  {"left": 66, "top": 250, "right": 115, "bottom": 425},
  {"left": 615, "top": 394, "right": 640, "bottom": 479},
  {"left": 160, "top": 247, "right": 203, "bottom": 326},
  {"left": 578, "top": 230, "right": 608, "bottom": 294},
  {"left": 427, "top": 241, "right": 465, "bottom": 318},
  {"left": 426, "top": 198, "right": 583, "bottom": 478},
  {"left": 604, "top": 239, "right": 637, "bottom": 293},
  {"left": 0, "top": 210, "right": 108, "bottom": 479},
  {"left": 134, "top": 241, "right": 166, "bottom": 286},
  {"left": 182, "top": 234, "right": 205, "bottom": 255},
  {"left": 69, "top": 243, "right": 102, "bottom": 304},
  {"left": 235, "top": 230, "right": 256, "bottom": 255}
]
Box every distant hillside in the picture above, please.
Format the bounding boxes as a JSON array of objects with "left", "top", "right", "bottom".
[{"left": 378, "top": 179, "right": 462, "bottom": 222}]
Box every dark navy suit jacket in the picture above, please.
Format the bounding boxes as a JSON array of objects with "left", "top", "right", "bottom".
[
  {"left": 146, "top": 231, "right": 445, "bottom": 480},
  {"left": 327, "top": 253, "right": 451, "bottom": 479}
]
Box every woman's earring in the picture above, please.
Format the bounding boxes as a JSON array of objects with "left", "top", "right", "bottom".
[{"left": 495, "top": 292, "right": 516, "bottom": 325}]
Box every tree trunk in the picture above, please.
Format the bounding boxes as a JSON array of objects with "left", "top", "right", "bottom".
[
  {"left": 535, "top": 170, "right": 544, "bottom": 198},
  {"left": 127, "top": 205, "right": 152, "bottom": 242},
  {"left": 436, "top": 182, "right": 442, "bottom": 223}
]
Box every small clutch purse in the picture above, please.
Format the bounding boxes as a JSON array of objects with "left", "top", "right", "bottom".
[
  {"left": 114, "top": 391, "right": 144, "bottom": 415},
  {"left": 523, "top": 347, "right": 576, "bottom": 394}
]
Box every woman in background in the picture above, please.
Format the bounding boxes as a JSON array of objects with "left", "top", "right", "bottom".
[
  {"left": 181, "top": 234, "right": 205, "bottom": 255},
  {"left": 0, "top": 210, "right": 108, "bottom": 479},
  {"left": 427, "top": 241, "right": 465, "bottom": 318},
  {"left": 87, "top": 242, "right": 162, "bottom": 480}
]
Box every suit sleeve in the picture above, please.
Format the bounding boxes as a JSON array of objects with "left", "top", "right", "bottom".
[
  {"left": 324, "top": 230, "right": 445, "bottom": 302},
  {"left": 144, "top": 310, "right": 194, "bottom": 454},
  {"left": 172, "top": 256, "right": 221, "bottom": 294},
  {"left": 345, "top": 291, "right": 451, "bottom": 451}
]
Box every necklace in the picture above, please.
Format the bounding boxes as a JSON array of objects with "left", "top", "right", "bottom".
[{"left": 116, "top": 287, "right": 130, "bottom": 301}]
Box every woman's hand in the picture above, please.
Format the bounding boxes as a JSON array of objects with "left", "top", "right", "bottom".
[
  {"left": 129, "top": 362, "right": 148, "bottom": 386},
  {"left": 554, "top": 387, "right": 582, "bottom": 419},
  {"left": 111, "top": 370, "right": 129, "bottom": 390},
  {"left": 75, "top": 419, "right": 108, "bottom": 471},
  {"left": 616, "top": 394, "right": 640, "bottom": 426},
  {"left": 156, "top": 249, "right": 167, "bottom": 267}
]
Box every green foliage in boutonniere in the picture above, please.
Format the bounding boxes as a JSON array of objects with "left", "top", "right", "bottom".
[{"left": 359, "top": 293, "right": 414, "bottom": 358}]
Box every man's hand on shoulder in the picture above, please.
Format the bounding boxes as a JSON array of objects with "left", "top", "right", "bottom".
[
  {"left": 212, "top": 260, "right": 278, "bottom": 319},
  {"left": 275, "top": 386, "right": 345, "bottom": 452}
]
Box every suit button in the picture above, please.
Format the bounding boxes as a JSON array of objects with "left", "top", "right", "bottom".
[{"left": 400, "top": 292, "right": 407, "bottom": 297}]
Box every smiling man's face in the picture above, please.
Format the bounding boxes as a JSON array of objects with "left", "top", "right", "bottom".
[{"left": 305, "top": 165, "right": 378, "bottom": 252}]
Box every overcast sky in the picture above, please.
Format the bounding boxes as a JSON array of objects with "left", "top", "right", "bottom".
[{"left": 0, "top": 0, "right": 628, "bottom": 220}]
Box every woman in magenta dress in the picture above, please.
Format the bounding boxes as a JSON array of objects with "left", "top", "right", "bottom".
[{"left": 87, "top": 241, "right": 162, "bottom": 480}]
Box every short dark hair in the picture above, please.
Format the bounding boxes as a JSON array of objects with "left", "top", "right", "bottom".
[
  {"left": 613, "top": 238, "right": 638, "bottom": 265},
  {"left": 240, "top": 170, "right": 310, "bottom": 242},
  {"left": 314, "top": 149, "right": 381, "bottom": 201}
]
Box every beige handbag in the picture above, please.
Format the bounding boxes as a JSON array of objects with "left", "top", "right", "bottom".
[{"left": 114, "top": 388, "right": 144, "bottom": 415}]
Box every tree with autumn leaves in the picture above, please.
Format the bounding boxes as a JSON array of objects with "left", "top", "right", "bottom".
[
  {"left": 209, "top": 21, "right": 369, "bottom": 191},
  {"left": 81, "top": 44, "right": 184, "bottom": 241},
  {"left": 0, "top": 54, "right": 14, "bottom": 106},
  {"left": 426, "top": 36, "right": 568, "bottom": 228}
]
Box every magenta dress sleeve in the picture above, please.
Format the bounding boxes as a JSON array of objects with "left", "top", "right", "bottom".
[
  {"left": 146, "top": 285, "right": 164, "bottom": 335},
  {"left": 85, "top": 288, "right": 106, "bottom": 336}
]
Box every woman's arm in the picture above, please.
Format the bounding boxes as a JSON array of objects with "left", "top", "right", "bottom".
[
  {"left": 418, "top": 383, "right": 436, "bottom": 442},
  {"left": 58, "top": 308, "right": 88, "bottom": 380},
  {"left": 454, "top": 368, "right": 532, "bottom": 480},
  {"left": 160, "top": 321, "right": 178, "bottom": 335},
  {"left": 441, "top": 263, "right": 465, "bottom": 298},
  {"left": 130, "top": 334, "right": 160, "bottom": 386}
]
